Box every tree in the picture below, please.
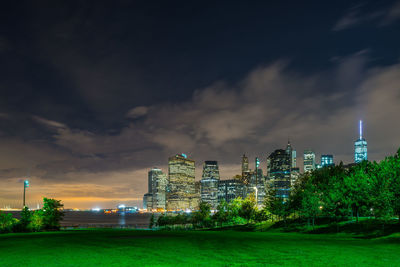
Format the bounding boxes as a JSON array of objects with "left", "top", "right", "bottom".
[
  {"left": 239, "top": 194, "right": 256, "bottom": 222},
  {"left": 344, "top": 162, "right": 372, "bottom": 222},
  {"left": 370, "top": 161, "right": 394, "bottom": 221},
  {"left": 0, "top": 212, "right": 17, "bottom": 233},
  {"left": 213, "top": 200, "right": 229, "bottom": 226},
  {"left": 41, "top": 198, "right": 64, "bottom": 230},
  {"left": 227, "top": 197, "right": 243, "bottom": 224},
  {"left": 19, "top": 206, "right": 32, "bottom": 232},
  {"left": 264, "top": 187, "right": 290, "bottom": 223},
  {"left": 300, "top": 183, "right": 321, "bottom": 229},
  {"left": 149, "top": 213, "right": 155, "bottom": 229},
  {"left": 29, "top": 210, "right": 44, "bottom": 232},
  {"left": 192, "top": 201, "right": 212, "bottom": 228},
  {"left": 387, "top": 148, "right": 400, "bottom": 223}
]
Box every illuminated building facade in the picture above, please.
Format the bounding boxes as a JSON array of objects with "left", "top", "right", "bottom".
[
  {"left": 166, "top": 154, "right": 196, "bottom": 211},
  {"left": 218, "top": 178, "right": 245, "bottom": 203},
  {"left": 200, "top": 161, "right": 220, "bottom": 209},
  {"left": 241, "top": 154, "right": 250, "bottom": 184},
  {"left": 321, "top": 155, "right": 334, "bottom": 167},
  {"left": 248, "top": 166, "right": 266, "bottom": 206},
  {"left": 290, "top": 167, "right": 300, "bottom": 186},
  {"left": 267, "top": 149, "right": 291, "bottom": 199},
  {"left": 355, "top": 120, "right": 368, "bottom": 163},
  {"left": 143, "top": 193, "right": 152, "bottom": 210},
  {"left": 286, "top": 141, "right": 297, "bottom": 168},
  {"left": 303, "top": 150, "right": 316, "bottom": 173},
  {"left": 149, "top": 168, "right": 167, "bottom": 211}
]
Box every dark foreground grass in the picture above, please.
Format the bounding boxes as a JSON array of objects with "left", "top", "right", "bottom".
[{"left": 0, "top": 229, "right": 399, "bottom": 266}]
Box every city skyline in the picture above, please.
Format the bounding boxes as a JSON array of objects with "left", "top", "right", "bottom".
[
  {"left": 3, "top": 119, "right": 375, "bottom": 210},
  {"left": 143, "top": 120, "right": 367, "bottom": 211},
  {"left": 1, "top": 1, "right": 400, "bottom": 209}
]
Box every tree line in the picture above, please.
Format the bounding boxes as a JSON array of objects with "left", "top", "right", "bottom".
[
  {"left": 272, "top": 148, "right": 400, "bottom": 227},
  {"left": 155, "top": 148, "right": 400, "bottom": 229},
  {"left": 0, "top": 198, "right": 64, "bottom": 233}
]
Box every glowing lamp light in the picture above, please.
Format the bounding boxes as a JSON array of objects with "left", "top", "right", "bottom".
[{"left": 24, "top": 180, "right": 29, "bottom": 188}]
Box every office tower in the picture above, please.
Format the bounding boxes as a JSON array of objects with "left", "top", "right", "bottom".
[
  {"left": 149, "top": 168, "right": 167, "bottom": 211},
  {"left": 321, "top": 155, "right": 334, "bottom": 167},
  {"left": 290, "top": 167, "right": 300, "bottom": 186},
  {"left": 200, "top": 161, "right": 220, "bottom": 209},
  {"left": 355, "top": 120, "right": 368, "bottom": 163},
  {"left": 147, "top": 169, "right": 153, "bottom": 194},
  {"left": 303, "top": 150, "right": 316, "bottom": 173},
  {"left": 218, "top": 179, "right": 245, "bottom": 203},
  {"left": 143, "top": 193, "right": 153, "bottom": 210},
  {"left": 248, "top": 166, "right": 265, "bottom": 205},
  {"left": 191, "top": 181, "right": 201, "bottom": 210},
  {"left": 166, "top": 154, "right": 196, "bottom": 211},
  {"left": 267, "top": 149, "right": 291, "bottom": 199},
  {"left": 291, "top": 150, "right": 297, "bottom": 168},
  {"left": 286, "top": 140, "right": 297, "bottom": 168},
  {"left": 249, "top": 157, "right": 261, "bottom": 186},
  {"left": 242, "top": 154, "right": 249, "bottom": 174},
  {"left": 241, "top": 154, "right": 250, "bottom": 184}
]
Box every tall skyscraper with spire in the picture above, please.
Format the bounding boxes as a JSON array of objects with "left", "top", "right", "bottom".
[{"left": 354, "top": 120, "right": 368, "bottom": 163}]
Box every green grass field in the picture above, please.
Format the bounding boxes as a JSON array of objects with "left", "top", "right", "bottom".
[{"left": 0, "top": 229, "right": 399, "bottom": 266}]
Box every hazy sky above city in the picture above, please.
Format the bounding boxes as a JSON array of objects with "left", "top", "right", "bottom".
[{"left": 1, "top": 0, "right": 400, "bottom": 208}]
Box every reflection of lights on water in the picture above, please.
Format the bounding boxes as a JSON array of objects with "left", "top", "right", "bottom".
[{"left": 118, "top": 212, "right": 126, "bottom": 226}]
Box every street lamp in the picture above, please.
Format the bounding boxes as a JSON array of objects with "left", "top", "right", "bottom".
[
  {"left": 23, "top": 180, "right": 29, "bottom": 207},
  {"left": 253, "top": 186, "right": 258, "bottom": 207}
]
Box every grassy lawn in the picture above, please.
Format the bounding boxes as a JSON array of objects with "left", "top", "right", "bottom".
[{"left": 0, "top": 229, "right": 399, "bottom": 266}]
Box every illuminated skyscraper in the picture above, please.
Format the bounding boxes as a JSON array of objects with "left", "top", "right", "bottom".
[
  {"left": 218, "top": 179, "right": 245, "bottom": 203},
  {"left": 267, "top": 149, "right": 291, "bottom": 199},
  {"left": 290, "top": 167, "right": 300, "bottom": 186},
  {"left": 303, "top": 150, "right": 316, "bottom": 173},
  {"left": 166, "top": 154, "right": 196, "bottom": 211},
  {"left": 143, "top": 167, "right": 167, "bottom": 211},
  {"left": 355, "top": 120, "right": 368, "bottom": 163},
  {"left": 286, "top": 140, "right": 297, "bottom": 168},
  {"left": 241, "top": 154, "right": 250, "bottom": 184},
  {"left": 143, "top": 193, "right": 152, "bottom": 210},
  {"left": 149, "top": 168, "right": 167, "bottom": 211},
  {"left": 200, "top": 161, "right": 220, "bottom": 209},
  {"left": 242, "top": 154, "right": 249, "bottom": 174},
  {"left": 321, "top": 155, "right": 334, "bottom": 167}
]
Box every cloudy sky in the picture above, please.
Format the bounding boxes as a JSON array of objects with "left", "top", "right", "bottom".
[{"left": 1, "top": 1, "right": 399, "bottom": 209}]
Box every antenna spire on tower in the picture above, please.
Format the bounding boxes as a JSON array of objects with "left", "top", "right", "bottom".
[{"left": 359, "top": 120, "right": 363, "bottom": 139}]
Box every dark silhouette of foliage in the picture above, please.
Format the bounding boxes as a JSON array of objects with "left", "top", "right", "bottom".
[
  {"left": 239, "top": 195, "right": 256, "bottom": 222},
  {"left": 41, "top": 198, "right": 64, "bottom": 230}
]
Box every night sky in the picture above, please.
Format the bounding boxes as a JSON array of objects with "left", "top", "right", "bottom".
[{"left": 1, "top": 0, "right": 399, "bottom": 209}]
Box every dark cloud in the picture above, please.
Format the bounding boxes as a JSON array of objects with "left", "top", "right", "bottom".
[
  {"left": 126, "top": 106, "right": 149, "bottom": 119},
  {"left": 333, "top": 1, "right": 400, "bottom": 31}
]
